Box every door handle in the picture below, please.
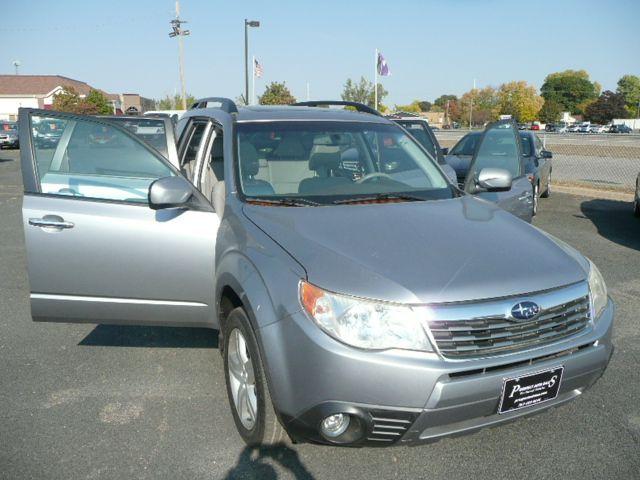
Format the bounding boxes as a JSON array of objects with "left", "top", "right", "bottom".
[{"left": 29, "top": 216, "right": 75, "bottom": 229}]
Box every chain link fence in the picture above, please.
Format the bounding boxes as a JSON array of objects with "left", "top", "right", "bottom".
[{"left": 436, "top": 130, "right": 640, "bottom": 193}]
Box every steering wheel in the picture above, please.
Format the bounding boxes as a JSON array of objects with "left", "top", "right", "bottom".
[{"left": 356, "top": 172, "right": 393, "bottom": 184}]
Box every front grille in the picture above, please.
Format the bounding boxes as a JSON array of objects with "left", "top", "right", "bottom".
[
  {"left": 366, "top": 409, "right": 418, "bottom": 444},
  {"left": 429, "top": 294, "right": 591, "bottom": 359}
]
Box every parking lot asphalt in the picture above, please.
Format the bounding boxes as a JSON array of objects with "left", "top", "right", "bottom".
[{"left": 1, "top": 148, "right": 639, "bottom": 480}]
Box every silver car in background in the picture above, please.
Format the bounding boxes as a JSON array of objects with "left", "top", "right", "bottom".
[{"left": 18, "top": 100, "right": 613, "bottom": 447}]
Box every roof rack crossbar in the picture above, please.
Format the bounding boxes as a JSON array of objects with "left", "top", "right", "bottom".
[
  {"left": 292, "top": 101, "right": 382, "bottom": 117},
  {"left": 190, "top": 97, "right": 239, "bottom": 114}
]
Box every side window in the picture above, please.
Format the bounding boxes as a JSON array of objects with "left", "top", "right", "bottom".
[
  {"left": 534, "top": 135, "right": 544, "bottom": 155},
  {"left": 520, "top": 135, "right": 532, "bottom": 156},
  {"left": 181, "top": 121, "right": 208, "bottom": 180},
  {"left": 32, "top": 114, "right": 174, "bottom": 203},
  {"left": 209, "top": 131, "right": 224, "bottom": 181}
]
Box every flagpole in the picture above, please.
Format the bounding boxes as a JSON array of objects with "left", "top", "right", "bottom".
[
  {"left": 374, "top": 48, "right": 378, "bottom": 111},
  {"left": 251, "top": 56, "right": 255, "bottom": 105}
]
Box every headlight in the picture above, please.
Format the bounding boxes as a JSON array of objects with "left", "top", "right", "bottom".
[
  {"left": 300, "top": 281, "right": 433, "bottom": 351},
  {"left": 588, "top": 260, "right": 608, "bottom": 321}
]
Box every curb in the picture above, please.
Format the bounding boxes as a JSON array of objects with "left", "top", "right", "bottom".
[{"left": 553, "top": 184, "right": 634, "bottom": 201}]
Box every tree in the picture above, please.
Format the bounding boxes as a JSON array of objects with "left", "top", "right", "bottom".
[
  {"left": 497, "top": 81, "right": 543, "bottom": 122},
  {"left": 341, "top": 77, "right": 388, "bottom": 109},
  {"left": 85, "top": 89, "right": 112, "bottom": 115},
  {"left": 433, "top": 94, "right": 457, "bottom": 109},
  {"left": 259, "top": 82, "right": 297, "bottom": 105},
  {"left": 538, "top": 98, "right": 563, "bottom": 124},
  {"left": 157, "top": 93, "right": 196, "bottom": 110},
  {"left": 417, "top": 101, "right": 432, "bottom": 112},
  {"left": 616, "top": 74, "right": 640, "bottom": 116},
  {"left": 52, "top": 86, "right": 111, "bottom": 115},
  {"left": 393, "top": 100, "right": 422, "bottom": 113},
  {"left": 459, "top": 86, "right": 499, "bottom": 127},
  {"left": 584, "top": 90, "right": 628, "bottom": 124},
  {"left": 540, "top": 69, "right": 599, "bottom": 114}
]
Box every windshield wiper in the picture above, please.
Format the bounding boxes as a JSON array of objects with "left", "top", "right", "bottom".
[
  {"left": 332, "top": 193, "right": 427, "bottom": 205},
  {"left": 246, "top": 197, "right": 321, "bottom": 207}
]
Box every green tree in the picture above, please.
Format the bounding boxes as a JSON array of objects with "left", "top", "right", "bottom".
[
  {"left": 52, "top": 86, "right": 109, "bottom": 115},
  {"left": 341, "top": 77, "right": 388, "bottom": 109},
  {"left": 540, "top": 69, "right": 599, "bottom": 114},
  {"left": 259, "top": 82, "right": 297, "bottom": 105},
  {"left": 584, "top": 91, "right": 628, "bottom": 124},
  {"left": 85, "top": 89, "right": 112, "bottom": 115},
  {"left": 433, "top": 94, "right": 457, "bottom": 109},
  {"left": 417, "top": 100, "right": 432, "bottom": 112},
  {"left": 393, "top": 100, "right": 422, "bottom": 113},
  {"left": 616, "top": 74, "right": 640, "bottom": 116},
  {"left": 538, "top": 98, "right": 563, "bottom": 124},
  {"left": 497, "top": 81, "right": 543, "bottom": 122},
  {"left": 157, "top": 93, "right": 197, "bottom": 109}
]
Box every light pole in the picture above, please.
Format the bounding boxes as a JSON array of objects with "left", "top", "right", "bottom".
[
  {"left": 244, "top": 19, "right": 260, "bottom": 104},
  {"left": 12, "top": 60, "right": 21, "bottom": 75},
  {"left": 169, "top": 0, "right": 190, "bottom": 110}
]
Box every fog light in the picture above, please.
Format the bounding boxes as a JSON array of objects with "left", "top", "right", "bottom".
[{"left": 321, "top": 413, "right": 350, "bottom": 438}]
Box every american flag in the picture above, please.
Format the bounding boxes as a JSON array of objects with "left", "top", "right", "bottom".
[{"left": 254, "top": 58, "right": 263, "bottom": 78}]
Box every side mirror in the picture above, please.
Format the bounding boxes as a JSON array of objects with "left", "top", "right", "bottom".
[
  {"left": 541, "top": 150, "right": 552, "bottom": 159},
  {"left": 476, "top": 168, "right": 512, "bottom": 192},
  {"left": 148, "top": 176, "right": 194, "bottom": 210},
  {"left": 441, "top": 147, "right": 449, "bottom": 155}
]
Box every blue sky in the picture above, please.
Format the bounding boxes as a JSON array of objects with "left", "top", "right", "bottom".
[{"left": 2, "top": 0, "right": 639, "bottom": 105}]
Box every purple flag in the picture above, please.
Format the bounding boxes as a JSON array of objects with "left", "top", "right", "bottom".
[{"left": 377, "top": 52, "right": 391, "bottom": 76}]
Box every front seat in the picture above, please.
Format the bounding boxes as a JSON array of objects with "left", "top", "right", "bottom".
[
  {"left": 298, "top": 152, "right": 350, "bottom": 194},
  {"left": 240, "top": 142, "right": 275, "bottom": 196}
]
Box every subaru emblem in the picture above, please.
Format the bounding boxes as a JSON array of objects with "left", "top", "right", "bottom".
[{"left": 510, "top": 301, "right": 540, "bottom": 321}]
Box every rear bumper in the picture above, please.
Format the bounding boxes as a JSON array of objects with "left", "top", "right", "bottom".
[{"left": 262, "top": 299, "right": 614, "bottom": 446}]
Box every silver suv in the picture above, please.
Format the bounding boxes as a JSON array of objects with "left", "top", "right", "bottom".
[{"left": 18, "top": 99, "right": 613, "bottom": 447}]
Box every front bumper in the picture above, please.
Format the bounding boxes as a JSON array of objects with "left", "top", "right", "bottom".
[{"left": 259, "top": 299, "right": 614, "bottom": 446}]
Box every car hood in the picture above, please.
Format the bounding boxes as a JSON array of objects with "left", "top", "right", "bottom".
[
  {"left": 242, "top": 197, "right": 588, "bottom": 304},
  {"left": 444, "top": 154, "right": 472, "bottom": 177}
]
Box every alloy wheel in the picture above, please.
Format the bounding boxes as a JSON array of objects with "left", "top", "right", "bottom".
[{"left": 227, "top": 328, "right": 258, "bottom": 430}]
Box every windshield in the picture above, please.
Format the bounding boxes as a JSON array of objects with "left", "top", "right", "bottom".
[
  {"left": 394, "top": 121, "right": 438, "bottom": 160},
  {"left": 236, "top": 121, "right": 454, "bottom": 204},
  {"left": 450, "top": 132, "right": 481, "bottom": 156},
  {"left": 104, "top": 117, "right": 168, "bottom": 157}
]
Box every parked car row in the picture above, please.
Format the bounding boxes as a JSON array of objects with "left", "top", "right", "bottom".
[
  {"left": 15, "top": 99, "right": 614, "bottom": 448},
  {"left": 545, "top": 122, "right": 633, "bottom": 134}
]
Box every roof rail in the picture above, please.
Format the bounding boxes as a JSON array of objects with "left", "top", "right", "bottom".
[
  {"left": 190, "top": 97, "right": 238, "bottom": 114},
  {"left": 292, "top": 101, "right": 382, "bottom": 117}
]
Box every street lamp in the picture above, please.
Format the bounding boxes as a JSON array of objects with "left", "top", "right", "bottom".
[{"left": 244, "top": 19, "right": 260, "bottom": 104}]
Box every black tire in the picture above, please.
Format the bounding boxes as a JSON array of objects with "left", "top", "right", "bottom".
[
  {"left": 541, "top": 172, "right": 551, "bottom": 198},
  {"left": 222, "top": 307, "right": 289, "bottom": 446}
]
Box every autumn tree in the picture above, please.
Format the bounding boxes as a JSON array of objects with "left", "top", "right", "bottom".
[
  {"left": 85, "top": 89, "right": 112, "bottom": 115},
  {"left": 434, "top": 94, "right": 458, "bottom": 109},
  {"left": 259, "top": 82, "right": 297, "bottom": 105},
  {"left": 540, "top": 70, "right": 599, "bottom": 114},
  {"left": 459, "top": 87, "right": 500, "bottom": 127},
  {"left": 341, "top": 77, "right": 388, "bottom": 109},
  {"left": 584, "top": 91, "right": 628, "bottom": 124},
  {"left": 497, "top": 81, "right": 543, "bottom": 122},
  {"left": 393, "top": 100, "right": 422, "bottom": 113}
]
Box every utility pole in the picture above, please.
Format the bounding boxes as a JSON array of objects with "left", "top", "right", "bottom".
[
  {"left": 12, "top": 60, "right": 21, "bottom": 75},
  {"left": 244, "top": 19, "right": 260, "bottom": 104},
  {"left": 374, "top": 48, "right": 378, "bottom": 111},
  {"left": 168, "top": 0, "right": 190, "bottom": 110},
  {"left": 306, "top": 82, "right": 310, "bottom": 101},
  {"left": 469, "top": 78, "right": 476, "bottom": 129}
]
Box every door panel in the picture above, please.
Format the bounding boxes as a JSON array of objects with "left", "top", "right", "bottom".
[{"left": 19, "top": 108, "right": 218, "bottom": 327}]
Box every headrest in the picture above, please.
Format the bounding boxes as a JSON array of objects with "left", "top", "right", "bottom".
[
  {"left": 309, "top": 152, "right": 341, "bottom": 171},
  {"left": 272, "top": 135, "right": 306, "bottom": 159},
  {"left": 240, "top": 142, "right": 260, "bottom": 177}
]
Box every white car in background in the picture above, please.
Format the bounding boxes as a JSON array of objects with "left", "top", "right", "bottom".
[{"left": 590, "top": 125, "right": 607, "bottom": 134}]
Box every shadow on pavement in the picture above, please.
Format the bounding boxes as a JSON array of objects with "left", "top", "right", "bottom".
[
  {"left": 580, "top": 198, "right": 640, "bottom": 251},
  {"left": 0, "top": 154, "right": 15, "bottom": 162},
  {"left": 79, "top": 325, "right": 218, "bottom": 348},
  {"left": 223, "top": 444, "right": 315, "bottom": 480}
]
